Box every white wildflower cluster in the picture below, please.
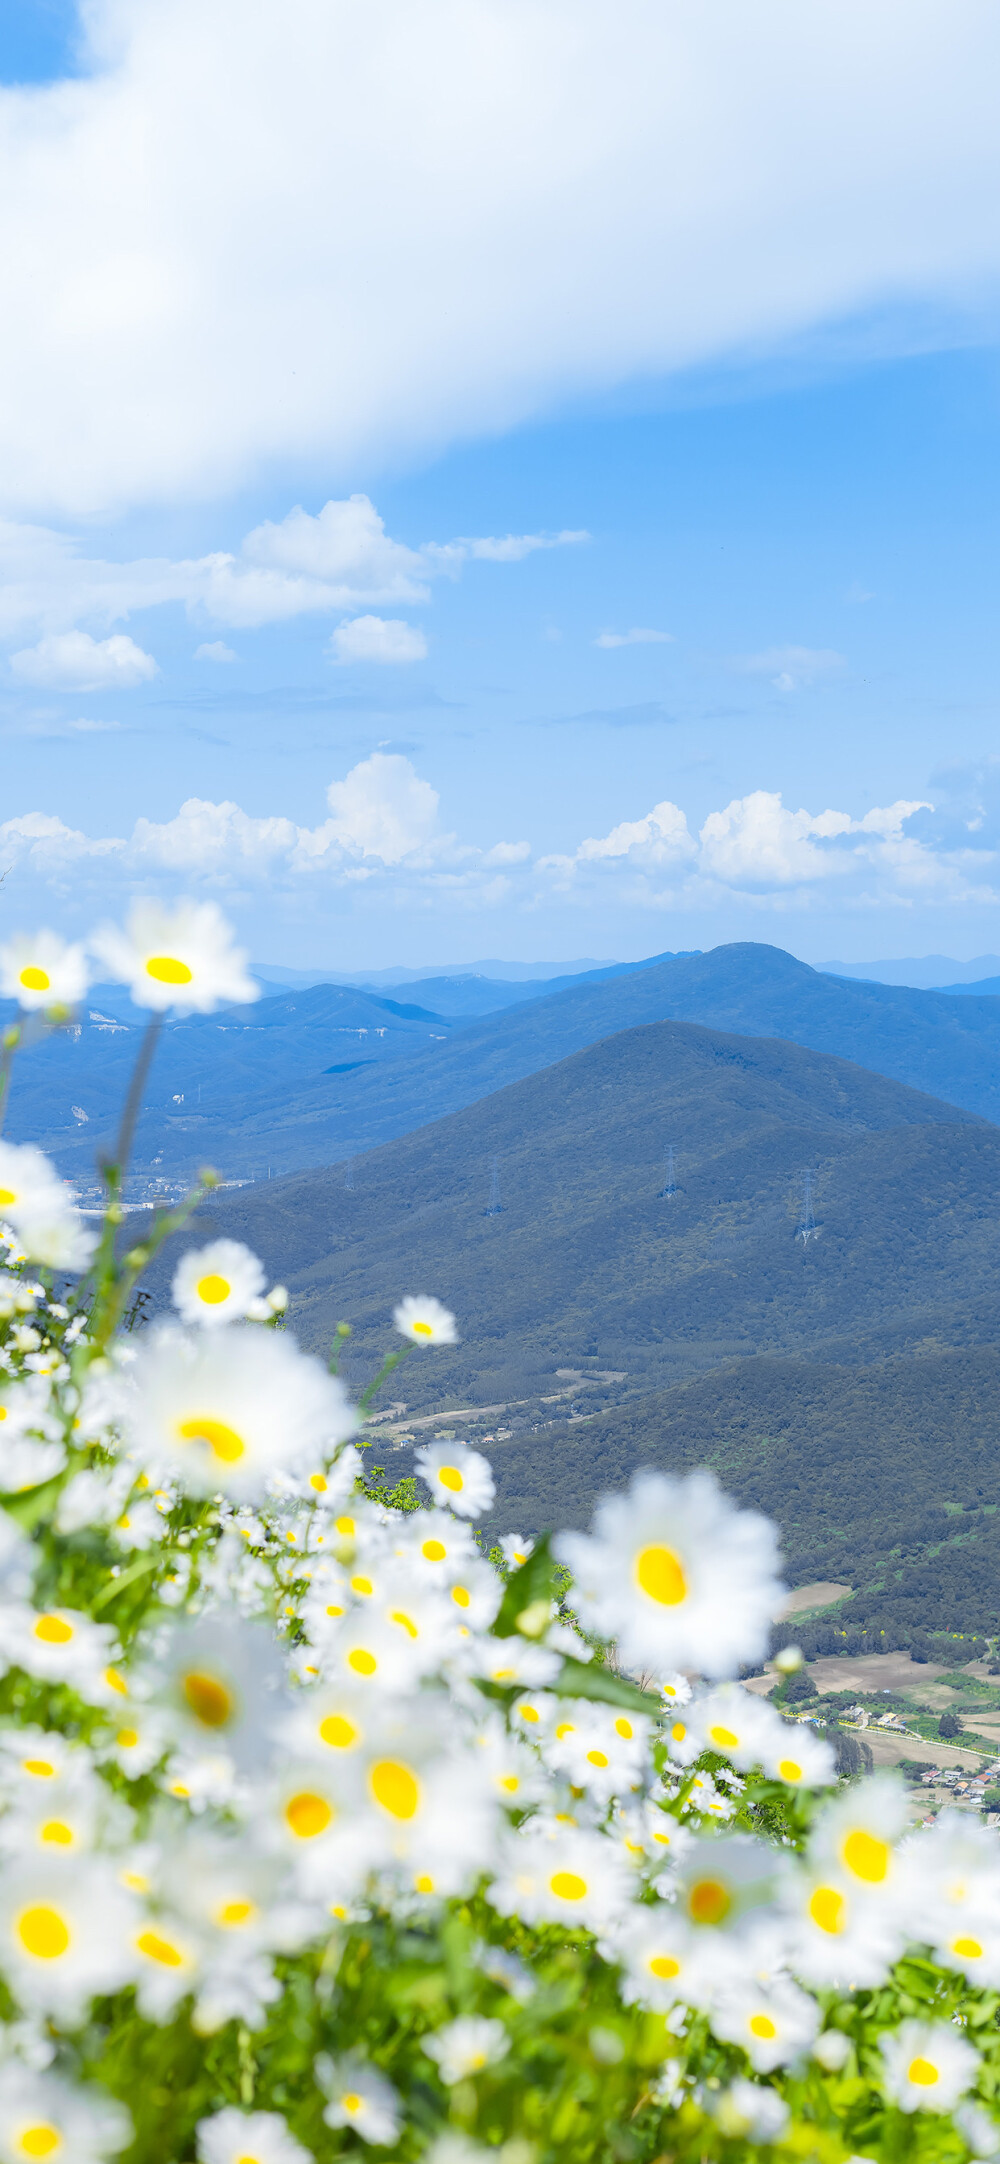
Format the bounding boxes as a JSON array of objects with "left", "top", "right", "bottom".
[{"left": 0, "top": 907, "right": 993, "bottom": 2164}]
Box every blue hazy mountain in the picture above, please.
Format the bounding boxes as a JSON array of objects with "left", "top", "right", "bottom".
[{"left": 10, "top": 939, "right": 1000, "bottom": 1189}]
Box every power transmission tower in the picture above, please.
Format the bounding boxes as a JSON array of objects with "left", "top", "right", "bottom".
[
  {"left": 797, "top": 1170, "right": 818, "bottom": 1244},
  {"left": 484, "top": 1154, "right": 503, "bottom": 1216},
  {"left": 344, "top": 1157, "right": 355, "bottom": 1191},
  {"left": 658, "top": 1144, "right": 677, "bottom": 1200}
]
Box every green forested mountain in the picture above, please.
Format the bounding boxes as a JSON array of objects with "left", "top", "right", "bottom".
[{"left": 191, "top": 1013, "right": 1000, "bottom": 1632}]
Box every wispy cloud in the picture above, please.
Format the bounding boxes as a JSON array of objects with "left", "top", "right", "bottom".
[
  {"left": 594, "top": 627, "right": 674, "bottom": 649},
  {"left": 735, "top": 646, "right": 845, "bottom": 692}
]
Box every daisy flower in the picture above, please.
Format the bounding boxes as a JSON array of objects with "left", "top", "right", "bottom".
[
  {"left": 196, "top": 2108, "right": 313, "bottom": 2164},
  {"left": 315, "top": 2055, "right": 401, "bottom": 2146},
  {"left": 414, "top": 1443, "right": 494, "bottom": 1518},
  {"left": 606, "top": 1906, "right": 715, "bottom": 2012},
  {"left": 712, "top": 2080, "right": 788, "bottom": 2145},
  {"left": 781, "top": 1867, "right": 903, "bottom": 1989},
  {"left": 0, "top": 2067, "right": 131, "bottom": 2164},
  {"left": 808, "top": 1773, "right": 910, "bottom": 1904},
  {"left": 880, "top": 2019, "right": 979, "bottom": 2113},
  {"left": 473, "top": 1715, "right": 547, "bottom": 1811},
  {"left": 0, "top": 1606, "right": 120, "bottom": 1702},
  {"left": 91, "top": 899, "right": 258, "bottom": 1014},
  {"left": 153, "top": 1617, "right": 286, "bottom": 1770},
  {"left": 488, "top": 1821, "right": 632, "bottom": 1936},
  {"left": 673, "top": 1834, "right": 783, "bottom": 1940},
  {"left": 14, "top": 1208, "right": 96, "bottom": 1273},
  {"left": 0, "top": 1859, "right": 139, "bottom": 2019},
  {"left": 0, "top": 933, "right": 89, "bottom": 1013},
  {"left": 760, "top": 1719, "right": 837, "bottom": 1790},
  {"left": 907, "top": 1811, "right": 1000, "bottom": 1983},
  {"left": 474, "top": 1641, "right": 561, "bottom": 1689},
  {"left": 422, "top": 2017, "right": 510, "bottom": 2085},
  {"left": 129, "top": 1909, "right": 203, "bottom": 2021},
  {"left": 690, "top": 1684, "right": 780, "bottom": 1771},
  {"left": 556, "top": 1469, "right": 783, "bottom": 1678},
  {"left": 0, "top": 1145, "right": 82, "bottom": 1248},
  {"left": 172, "top": 1241, "right": 267, "bottom": 1328},
  {"left": 393, "top": 1296, "right": 457, "bottom": 1347},
  {"left": 709, "top": 1977, "right": 820, "bottom": 2071},
  {"left": 544, "top": 1703, "right": 650, "bottom": 1806},
  {"left": 112, "top": 1322, "right": 357, "bottom": 1501},
  {"left": 499, "top": 1533, "right": 534, "bottom": 1570},
  {"left": 659, "top": 1672, "right": 692, "bottom": 1710}
]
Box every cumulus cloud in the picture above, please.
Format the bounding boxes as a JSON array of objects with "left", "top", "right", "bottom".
[
  {"left": 0, "top": 3, "right": 997, "bottom": 517},
  {"left": 594, "top": 628, "right": 674, "bottom": 649},
  {"left": 330, "top": 616, "right": 428, "bottom": 665},
  {"left": 195, "top": 641, "right": 237, "bottom": 662},
  {"left": 9, "top": 631, "right": 158, "bottom": 691},
  {"left": 736, "top": 646, "right": 845, "bottom": 693},
  {"left": 0, "top": 498, "right": 583, "bottom": 643},
  {"left": 2, "top": 764, "right": 994, "bottom": 925}
]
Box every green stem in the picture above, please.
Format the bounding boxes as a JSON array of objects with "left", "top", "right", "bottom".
[
  {"left": 358, "top": 1339, "right": 414, "bottom": 1412},
  {"left": 104, "top": 1012, "right": 163, "bottom": 1187}
]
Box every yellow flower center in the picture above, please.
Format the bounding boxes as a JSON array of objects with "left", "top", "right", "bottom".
[
  {"left": 687, "top": 1878, "right": 730, "bottom": 1925},
  {"left": 33, "top": 1615, "right": 73, "bottom": 1645},
  {"left": 19, "top": 968, "right": 50, "bottom": 993},
  {"left": 137, "top": 1930, "right": 184, "bottom": 1968},
  {"left": 196, "top": 1274, "right": 231, "bottom": 1305},
  {"left": 351, "top": 1576, "right": 373, "bottom": 1596},
  {"left": 615, "top": 1718, "right": 633, "bottom": 1740},
  {"left": 842, "top": 1829, "right": 889, "bottom": 1883},
  {"left": 635, "top": 1544, "right": 687, "bottom": 1606},
  {"left": 500, "top": 1775, "right": 519, "bottom": 1792},
  {"left": 177, "top": 1416, "right": 246, "bottom": 1465},
  {"left": 671, "top": 1722, "right": 686, "bottom": 1742},
  {"left": 319, "top": 1714, "right": 358, "bottom": 1750},
  {"left": 908, "top": 2058, "right": 939, "bottom": 2087},
  {"left": 411, "top": 1322, "right": 433, "bottom": 1337},
  {"left": 452, "top": 1585, "right": 470, "bottom": 1608},
  {"left": 309, "top": 1473, "right": 328, "bottom": 1493},
  {"left": 709, "top": 1724, "right": 739, "bottom": 1750},
  {"left": 17, "top": 1906, "right": 69, "bottom": 1959},
  {"left": 390, "top": 1609, "right": 418, "bottom": 1638},
  {"left": 181, "top": 1670, "right": 234, "bottom": 1728},
  {"left": 439, "top": 1466, "right": 463, "bottom": 1492},
  {"left": 0, "top": 1189, "right": 16, "bottom": 1206},
  {"left": 370, "top": 1759, "right": 419, "bottom": 1820},
  {"left": 335, "top": 1515, "right": 355, "bottom": 1536},
  {"left": 286, "top": 1791, "right": 333, "bottom": 1839},
  {"left": 20, "top": 2126, "right": 60, "bottom": 2157},
  {"left": 778, "top": 1759, "right": 802, "bottom": 1782},
  {"left": 586, "top": 1750, "right": 609, "bottom": 1768},
  {"left": 649, "top": 1954, "right": 680, "bottom": 1978},
  {"left": 348, "top": 1648, "right": 377, "bottom": 1675},
  {"left": 953, "top": 1935, "right": 983, "bottom": 1959},
  {"left": 22, "top": 1760, "right": 55, "bottom": 1777},
  {"left": 341, "top": 2095, "right": 362, "bottom": 2114},
  {"left": 809, "top": 1885, "right": 846, "bottom": 1935},
  {"left": 422, "top": 1539, "right": 447, "bottom": 1561},
  {"left": 117, "top": 1728, "right": 140, "bottom": 1749},
  {"left": 519, "top": 1705, "right": 540, "bottom": 1723},
  {"left": 415, "top": 1874, "right": 435, "bottom": 1893},
  {"left": 217, "top": 1901, "right": 255, "bottom": 1927},
  {"left": 145, "top": 955, "right": 193, "bottom": 984},
  {"left": 749, "top": 2014, "right": 777, "bottom": 2040},
  {"left": 550, "top": 1871, "right": 587, "bottom": 1902},
  {"left": 39, "top": 1822, "right": 73, "bottom": 1846}
]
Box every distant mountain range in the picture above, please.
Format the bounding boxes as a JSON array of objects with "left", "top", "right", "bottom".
[
  {"left": 10, "top": 940, "right": 1000, "bottom": 1190},
  {"left": 189, "top": 1009, "right": 1000, "bottom": 1636}
]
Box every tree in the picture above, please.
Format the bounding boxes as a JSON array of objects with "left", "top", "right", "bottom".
[{"left": 939, "top": 1709, "right": 963, "bottom": 1738}]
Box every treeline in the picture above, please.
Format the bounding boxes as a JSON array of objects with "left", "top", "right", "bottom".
[{"left": 779, "top": 1615, "right": 989, "bottom": 1666}]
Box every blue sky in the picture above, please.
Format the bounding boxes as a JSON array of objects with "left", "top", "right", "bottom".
[{"left": 2, "top": 2, "right": 1000, "bottom": 969}]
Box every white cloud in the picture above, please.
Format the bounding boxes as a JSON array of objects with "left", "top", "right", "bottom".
[
  {"left": 8, "top": 631, "right": 158, "bottom": 691},
  {"left": 324, "top": 754, "right": 440, "bottom": 863},
  {"left": 0, "top": 498, "right": 584, "bottom": 642},
  {"left": 0, "top": 765, "right": 995, "bottom": 925},
  {"left": 195, "top": 640, "right": 237, "bottom": 662},
  {"left": 594, "top": 628, "right": 674, "bottom": 649},
  {"left": 0, "top": 3, "right": 997, "bottom": 517},
  {"left": 736, "top": 646, "right": 845, "bottom": 692},
  {"left": 330, "top": 616, "right": 428, "bottom": 665}
]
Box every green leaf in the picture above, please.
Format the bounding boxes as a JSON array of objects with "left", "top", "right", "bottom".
[
  {"left": 550, "top": 1656, "right": 661, "bottom": 1714},
  {"left": 493, "top": 1533, "right": 560, "bottom": 1638},
  {"left": 0, "top": 1475, "right": 64, "bottom": 1531}
]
